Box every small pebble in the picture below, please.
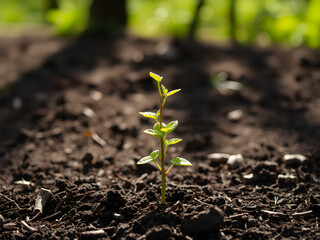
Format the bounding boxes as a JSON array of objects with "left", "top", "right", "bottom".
[
  {"left": 89, "top": 90, "right": 103, "bottom": 101},
  {"left": 227, "top": 109, "right": 243, "bottom": 122},
  {"left": 113, "top": 213, "right": 125, "bottom": 221},
  {"left": 208, "top": 153, "right": 230, "bottom": 164},
  {"left": 243, "top": 173, "right": 255, "bottom": 184},
  {"left": 278, "top": 174, "right": 298, "bottom": 184},
  {"left": 227, "top": 154, "right": 244, "bottom": 169},
  {"left": 82, "top": 107, "right": 95, "bottom": 118},
  {"left": 261, "top": 161, "right": 278, "bottom": 172},
  {"left": 283, "top": 154, "right": 308, "bottom": 167}
]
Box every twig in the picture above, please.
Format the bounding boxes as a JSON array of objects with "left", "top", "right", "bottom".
[
  {"left": 261, "top": 209, "right": 288, "bottom": 218},
  {"left": 20, "top": 220, "right": 38, "bottom": 232},
  {"left": 80, "top": 229, "right": 107, "bottom": 238},
  {"left": 42, "top": 211, "right": 62, "bottom": 221},
  {"left": 115, "top": 173, "right": 134, "bottom": 186},
  {"left": 74, "top": 190, "right": 96, "bottom": 197},
  {"left": 0, "top": 193, "right": 21, "bottom": 210},
  {"left": 292, "top": 210, "right": 313, "bottom": 217},
  {"left": 229, "top": 213, "right": 249, "bottom": 220},
  {"left": 194, "top": 198, "right": 212, "bottom": 207}
]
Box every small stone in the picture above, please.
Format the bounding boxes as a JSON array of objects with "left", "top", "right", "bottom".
[
  {"left": 89, "top": 90, "right": 103, "bottom": 101},
  {"left": 243, "top": 173, "right": 255, "bottom": 184},
  {"left": 278, "top": 174, "right": 298, "bottom": 184},
  {"left": 146, "top": 225, "right": 172, "bottom": 240},
  {"left": 261, "top": 161, "right": 278, "bottom": 172},
  {"left": 227, "top": 154, "right": 244, "bottom": 169},
  {"left": 227, "top": 109, "right": 243, "bottom": 122},
  {"left": 183, "top": 207, "right": 224, "bottom": 234},
  {"left": 208, "top": 153, "right": 230, "bottom": 164},
  {"left": 82, "top": 107, "right": 95, "bottom": 118},
  {"left": 113, "top": 213, "right": 125, "bottom": 221},
  {"left": 283, "top": 154, "right": 308, "bottom": 167}
]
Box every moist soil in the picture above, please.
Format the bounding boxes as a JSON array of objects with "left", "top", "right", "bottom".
[{"left": 0, "top": 35, "right": 319, "bottom": 239}]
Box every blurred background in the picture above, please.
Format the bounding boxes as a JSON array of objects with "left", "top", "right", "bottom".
[{"left": 0, "top": 0, "right": 319, "bottom": 48}]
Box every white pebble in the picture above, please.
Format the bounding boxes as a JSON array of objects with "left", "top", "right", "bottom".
[
  {"left": 208, "top": 153, "right": 230, "bottom": 164},
  {"left": 283, "top": 154, "right": 308, "bottom": 167},
  {"left": 227, "top": 154, "right": 244, "bottom": 169},
  {"left": 227, "top": 109, "right": 243, "bottom": 122},
  {"left": 278, "top": 174, "right": 298, "bottom": 184},
  {"left": 243, "top": 173, "right": 255, "bottom": 183},
  {"left": 82, "top": 107, "right": 95, "bottom": 118}
]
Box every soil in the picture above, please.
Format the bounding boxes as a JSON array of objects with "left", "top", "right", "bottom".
[{"left": 0, "top": 34, "right": 320, "bottom": 239}]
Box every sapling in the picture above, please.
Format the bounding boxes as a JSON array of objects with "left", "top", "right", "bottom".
[{"left": 137, "top": 72, "right": 192, "bottom": 204}]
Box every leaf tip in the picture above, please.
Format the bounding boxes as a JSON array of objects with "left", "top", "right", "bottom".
[{"left": 150, "top": 72, "right": 163, "bottom": 82}]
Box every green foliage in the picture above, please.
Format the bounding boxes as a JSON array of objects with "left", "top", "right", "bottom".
[
  {"left": 46, "top": 0, "right": 91, "bottom": 36},
  {"left": 0, "top": 0, "right": 320, "bottom": 47},
  {"left": 138, "top": 72, "right": 192, "bottom": 204}
]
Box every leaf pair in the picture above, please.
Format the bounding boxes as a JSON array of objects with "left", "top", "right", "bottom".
[
  {"left": 143, "top": 121, "right": 178, "bottom": 138},
  {"left": 138, "top": 153, "right": 191, "bottom": 166}
]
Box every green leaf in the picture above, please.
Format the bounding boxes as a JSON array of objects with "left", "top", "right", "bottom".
[
  {"left": 156, "top": 110, "right": 160, "bottom": 117},
  {"left": 167, "top": 89, "right": 181, "bottom": 97},
  {"left": 171, "top": 157, "right": 192, "bottom": 166},
  {"left": 137, "top": 156, "right": 153, "bottom": 165},
  {"left": 166, "top": 121, "right": 178, "bottom": 133},
  {"left": 166, "top": 138, "right": 182, "bottom": 145},
  {"left": 150, "top": 72, "right": 162, "bottom": 82},
  {"left": 153, "top": 123, "right": 166, "bottom": 132},
  {"left": 144, "top": 129, "right": 163, "bottom": 138},
  {"left": 139, "top": 112, "right": 157, "bottom": 119},
  {"left": 161, "top": 84, "right": 168, "bottom": 95},
  {"left": 151, "top": 150, "right": 159, "bottom": 160},
  {"left": 161, "top": 127, "right": 170, "bottom": 133}
]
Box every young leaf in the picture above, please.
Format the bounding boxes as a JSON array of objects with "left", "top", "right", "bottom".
[
  {"left": 144, "top": 129, "right": 162, "bottom": 138},
  {"left": 137, "top": 156, "right": 153, "bottom": 165},
  {"left": 139, "top": 112, "right": 157, "bottom": 119},
  {"left": 161, "top": 127, "right": 170, "bottom": 133},
  {"left": 171, "top": 157, "right": 192, "bottom": 166},
  {"left": 151, "top": 150, "right": 160, "bottom": 160},
  {"left": 153, "top": 122, "right": 166, "bottom": 132},
  {"left": 166, "top": 121, "right": 178, "bottom": 133},
  {"left": 161, "top": 84, "right": 168, "bottom": 95},
  {"left": 167, "top": 89, "right": 181, "bottom": 97},
  {"left": 166, "top": 138, "right": 182, "bottom": 145},
  {"left": 150, "top": 72, "right": 162, "bottom": 82},
  {"left": 156, "top": 110, "right": 160, "bottom": 117}
]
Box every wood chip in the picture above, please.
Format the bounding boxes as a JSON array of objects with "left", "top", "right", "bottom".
[{"left": 34, "top": 188, "right": 52, "bottom": 215}]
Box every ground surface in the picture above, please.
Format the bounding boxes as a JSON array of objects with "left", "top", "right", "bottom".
[{"left": 0, "top": 35, "right": 320, "bottom": 239}]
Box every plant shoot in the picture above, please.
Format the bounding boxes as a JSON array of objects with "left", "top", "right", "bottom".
[{"left": 137, "top": 72, "right": 192, "bottom": 204}]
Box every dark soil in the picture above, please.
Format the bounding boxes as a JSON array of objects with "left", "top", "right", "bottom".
[{"left": 0, "top": 35, "right": 320, "bottom": 239}]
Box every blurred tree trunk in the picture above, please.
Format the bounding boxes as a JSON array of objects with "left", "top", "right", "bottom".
[
  {"left": 89, "top": 0, "right": 127, "bottom": 35},
  {"left": 187, "top": 0, "right": 205, "bottom": 40},
  {"left": 229, "top": 0, "right": 237, "bottom": 43},
  {"left": 46, "top": 0, "right": 58, "bottom": 10}
]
